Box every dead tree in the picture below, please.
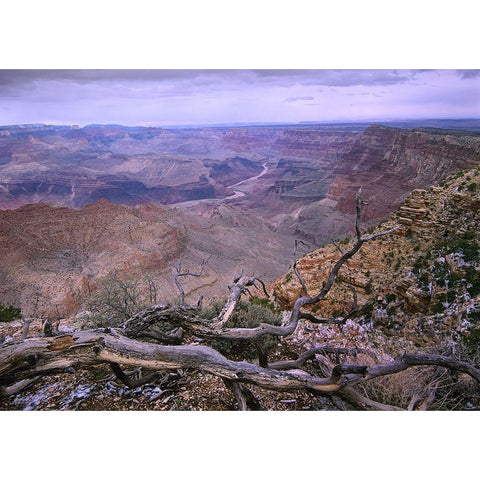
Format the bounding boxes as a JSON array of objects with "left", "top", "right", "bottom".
[
  {"left": 174, "top": 258, "right": 209, "bottom": 308},
  {"left": 1, "top": 189, "right": 479, "bottom": 409}
]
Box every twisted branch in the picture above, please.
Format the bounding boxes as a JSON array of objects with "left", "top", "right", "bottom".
[{"left": 174, "top": 258, "right": 209, "bottom": 307}]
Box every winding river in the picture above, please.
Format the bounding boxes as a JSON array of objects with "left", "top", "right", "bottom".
[{"left": 173, "top": 162, "right": 269, "bottom": 207}]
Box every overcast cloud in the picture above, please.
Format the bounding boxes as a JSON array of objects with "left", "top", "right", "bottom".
[{"left": 0, "top": 69, "right": 478, "bottom": 126}]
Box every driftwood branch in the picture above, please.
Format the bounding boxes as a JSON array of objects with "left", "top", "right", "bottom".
[
  {"left": 223, "top": 379, "right": 263, "bottom": 411},
  {"left": 1, "top": 330, "right": 479, "bottom": 410},
  {"left": 21, "top": 318, "right": 34, "bottom": 340},
  {"left": 364, "top": 353, "right": 480, "bottom": 383},
  {"left": 0, "top": 377, "right": 40, "bottom": 397},
  {"left": 293, "top": 239, "right": 310, "bottom": 296},
  {"left": 137, "top": 326, "right": 184, "bottom": 345},
  {"left": 109, "top": 362, "right": 163, "bottom": 388},
  {"left": 223, "top": 379, "right": 247, "bottom": 410},
  {"left": 331, "top": 238, "right": 344, "bottom": 255},
  {"left": 212, "top": 275, "right": 269, "bottom": 330},
  {"left": 270, "top": 346, "right": 377, "bottom": 370},
  {"left": 174, "top": 259, "right": 209, "bottom": 307}
]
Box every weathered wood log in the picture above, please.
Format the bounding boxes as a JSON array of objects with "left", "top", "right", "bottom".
[
  {"left": 21, "top": 318, "right": 34, "bottom": 340},
  {"left": 109, "top": 362, "right": 163, "bottom": 388},
  {"left": 1, "top": 330, "right": 479, "bottom": 411},
  {"left": 270, "top": 346, "right": 375, "bottom": 370},
  {"left": 137, "top": 327, "right": 184, "bottom": 345},
  {"left": 365, "top": 353, "right": 480, "bottom": 383},
  {"left": 0, "top": 330, "right": 347, "bottom": 394},
  {"left": 0, "top": 377, "right": 39, "bottom": 397}
]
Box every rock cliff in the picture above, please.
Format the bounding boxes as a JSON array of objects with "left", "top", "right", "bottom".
[
  {"left": 273, "top": 167, "right": 480, "bottom": 349},
  {"left": 261, "top": 125, "right": 480, "bottom": 244}
]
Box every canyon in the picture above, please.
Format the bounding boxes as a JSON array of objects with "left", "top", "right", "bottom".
[{"left": 0, "top": 121, "right": 479, "bottom": 318}]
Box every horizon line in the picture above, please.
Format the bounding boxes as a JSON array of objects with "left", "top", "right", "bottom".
[{"left": 2, "top": 117, "right": 480, "bottom": 130}]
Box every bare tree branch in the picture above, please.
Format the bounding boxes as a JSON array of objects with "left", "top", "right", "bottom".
[
  {"left": 331, "top": 238, "right": 344, "bottom": 255},
  {"left": 137, "top": 326, "right": 184, "bottom": 345},
  {"left": 365, "top": 353, "right": 480, "bottom": 383},
  {"left": 212, "top": 275, "right": 269, "bottom": 330},
  {"left": 299, "top": 312, "right": 346, "bottom": 325},
  {"left": 21, "top": 318, "right": 34, "bottom": 340},
  {"left": 109, "top": 362, "right": 163, "bottom": 388},
  {"left": 335, "top": 386, "right": 403, "bottom": 411},
  {"left": 174, "top": 258, "right": 209, "bottom": 308},
  {"left": 223, "top": 379, "right": 247, "bottom": 410},
  {"left": 293, "top": 239, "right": 310, "bottom": 296},
  {"left": 270, "top": 346, "right": 377, "bottom": 370},
  {"left": 0, "top": 377, "right": 40, "bottom": 397}
]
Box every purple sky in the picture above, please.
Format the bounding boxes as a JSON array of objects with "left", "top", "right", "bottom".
[{"left": 0, "top": 69, "right": 479, "bottom": 127}]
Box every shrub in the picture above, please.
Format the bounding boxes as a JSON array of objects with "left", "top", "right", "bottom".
[
  {"left": 434, "top": 231, "right": 479, "bottom": 263},
  {"left": 249, "top": 295, "right": 278, "bottom": 312},
  {"left": 431, "top": 302, "right": 446, "bottom": 314},
  {"left": 465, "top": 267, "right": 480, "bottom": 297},
  {"left": 385, "top": 293, "right": 396, "bottom": 303},
  {"left": 0, "top": 303, "right": 21, "bottom": 323},
  {"left": 462, "top": 327, "right": 480, "bottom": 357},
  {"left": 82, "top": 272, "right": 148, "bottom": 328},
  {"left": 361, "top": 302, "right": 374, "bottom": 317},
  {"left": 202, "top": 300, "right": 281, "bottom": 360}
]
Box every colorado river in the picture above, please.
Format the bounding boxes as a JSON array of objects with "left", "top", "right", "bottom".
[
  {"left": 172, "top": 162, "right": 269, "bottom": 207},
  {"left": 223, "top": 162, "right": 269, "bottom": 200}
]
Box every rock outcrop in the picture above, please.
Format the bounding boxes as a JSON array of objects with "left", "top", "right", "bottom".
[{"left": 273, "top": 167, "right": 480, "bottom": 348}]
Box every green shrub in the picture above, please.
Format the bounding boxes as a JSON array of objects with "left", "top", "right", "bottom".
[
  {"left": 248, "top": 295, "right": 278, "bottom": 312},
  {"left": 468, "top": 310, "right": 480, "bottom": 323},
  {"left": 385, "top": 293, "right": 396, "bottom": 303},
  {"left": 465, "top": 267, "right": 480, "bottom": 297},
  {"left": 431, "top": 302, "right": 446, "bottom": 314},
  {"left": 462, "top": 327, "right": 480, "bottom": 356},
  {"left": 362, "top": 302, "right": 374, "bottom": 317},
  {"left": 434, "top": 231, "right": 479, "bottom": 263},
  {"left": 202, "top": 300, "right": 281, "bottom": 360},
  {"left": 0, "top": 303, "right": 21, "bottom": 323}
]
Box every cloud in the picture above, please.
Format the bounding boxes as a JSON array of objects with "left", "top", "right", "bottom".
[
  {"left": 0, "top": 69, "right": 420, "bottom": 91},
  {"left": 0, "top": 69, "right": 477, "bottom": 126},
  {"left": 457, "top": 69, "right": 480, "bottom": 79},
  {"left": 284, "top": 96, "right": 315, "bottom": 103}
]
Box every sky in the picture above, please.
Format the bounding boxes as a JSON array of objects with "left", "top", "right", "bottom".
[{"left": 0, "top": 69, "right": 479, "bottom": 127}]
